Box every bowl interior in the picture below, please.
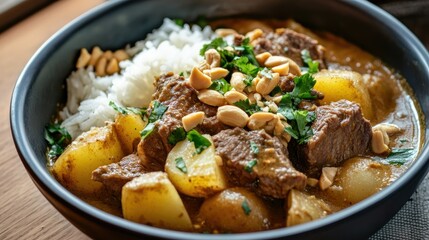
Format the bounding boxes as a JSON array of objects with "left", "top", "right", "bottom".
[{"left": 11, "top": 0, "right": 429, "bottom": 239}]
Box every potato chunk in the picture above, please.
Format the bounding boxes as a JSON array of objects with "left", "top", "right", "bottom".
[
  {"left": 286, "top": 189, "right": 331, "bottom": 226},
  {"left": 114, "top": 113, "right": 146, "bottom": 154},
  {"left": 51, "top": 123, "right": 124, "bottom": 194},
  {"left": 313, "top": 70, "right": 373, "bottom": 120},
  {"left": 165, "top": 135, "right": 227, "bottom": 198},
  {"left": 198, "top": 188, "right": 272, "bottom": 233},
  {"left": 331, "top": 157, "right": 392, "bottom": 204},
  {"left": 122, "top": 172, "right": 193, "bottom": 231}
]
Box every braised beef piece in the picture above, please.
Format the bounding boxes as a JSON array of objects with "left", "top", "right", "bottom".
[
  {"left": 213, "top": 128, "right": 307, "bottom": 199},
  {"left": 92, "top": 154, "right": 146, "bottom": 197},
  {"left": 138, "top": 72, "right": 227, "bottom": 171},
  {"left": 253, "top": 29, "right": 326, "bottom": 69},
  {"left": 294, "top": 100, "right": 372, "bottom": 176}
]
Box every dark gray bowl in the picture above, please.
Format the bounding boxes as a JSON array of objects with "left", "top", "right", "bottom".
[{"left": 10, "top": 0, "right": 429, "bottom": 239}]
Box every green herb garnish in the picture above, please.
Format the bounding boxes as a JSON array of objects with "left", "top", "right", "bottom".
[
  {"left": 241, "top": 199, "right": 252, "bottom": 215},
  {"left": 260, "top": 67, "right": 273, "bottom": 79},
  {"left": 175, "top": 157, "right": 188, "bottom": 173},
  {"left": 140, "top": 101, "right": 168, "bottom": 139},
  {"left": 301, "top": 49, "right": 319, "bottom": 74},
  {"left": 250, "top": 141, "right": 259, "bottom": 155},
  {"left": 231, "top": 56, "right": 260, "bottom": 77},
  {"left": 385, "top": 148, "right": 415, "bottom": 165},
  {"left": 269, "top": 86, "right": 282, "bottom": 96},
  {"left": 208, "top": 79, "right": 232, "bottom": 95},
  {"left": 173, "top": 18, "right": 185, "bottom": 27},
  {"left": 200, "top": 38, "right": 228, "bottom": 56},
  {"left": 244, "top": 159, "right": 258, "bottom": 173},
  {"left": 168, "top": 127, "right": 187, "bottom": 145},
  {"left": 283, "top": 110, "right": 316, "bottom": 144},
  {"left": 234, "top": 99, "right": 261, "bottom": 115},
  {"left": 109, "top": 101, "right": 146, "bottom": 116},
  {"left": 44, "top": 123, "right": 71, "bottom": 159},
  {"left": 195, "top": 16, "right": 208, "bottom": 28},
  {"left": 243, "top": 75, "right": 254, "bottom": 87},
  {"left": 186, "top": 129, "right": 211, "bottom": 154}
]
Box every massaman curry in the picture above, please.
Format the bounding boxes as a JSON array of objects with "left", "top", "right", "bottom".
[{"left": 45, "top": 19, "right": 424, "bottom": 233}]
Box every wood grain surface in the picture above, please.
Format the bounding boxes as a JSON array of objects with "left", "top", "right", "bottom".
[{"left": 0, "top": 1, "right": 102, "bottom": 239}]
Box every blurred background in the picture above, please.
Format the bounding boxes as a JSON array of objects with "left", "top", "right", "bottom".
[{"left": 1, "top": 0, "right": 429, "bottom": 50}]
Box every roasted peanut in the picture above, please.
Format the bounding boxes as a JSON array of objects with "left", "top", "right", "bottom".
[
  {"left": 230, "top": 72, "right": 247, "bottom": 92},
  {"left": 189, "top": 66, "right": 212, "bottom": 90},
  {"left": 215, "top": 28, "right": 237, "bottom": 37},
  {"left": 224, "top": 90, "right": 247, "bottom": 105},
  {"left": 95, "top": 57, "right": 107, "bottom": 77},
  {"left": 103, "top": 50, "right": 113, "bottom": 60},
  {"left": 76, "top": 48, "right": 91, "bottom": 69},
  {"left": 89, "top": 46, "right": 103, "bottom": 66},
  {"left": 217, "top": 105, "right": 249, "bottom": 128},
  {"left": 106, "top": 58, "right": 119, "bottom": 75},
  {"left": 307, "top": 178, "right": 319, "bottom": 187},
  {"left": 255, "top": 52, "right": 272, "bottom": 66},
  {"left": 209, "top": 67, "right": 229, "bottom": 80},
  {"left": 286, "top": 58, "right": 302, "bottom": 76},
  {"left": 319, "top": 167, "right": 338, "bottom": 190},
  {"left": 182, "top": 112, "right": 205, "bottom": 132},
  {"left": 272, "top": 63, "right": 290, "bottom": 76},
  {"left": 113, "top": 49, "right": 129, "bottom": 61},
  {"left": 264, "top": 56, "right": 288, "bottom": 68},
  {"left": 247, "top": 112, "right": 279, "bottom": 134},
  {"left": 371, "top": 130, "right": 389, "bottom": 154},
  {"left": 198, "top": 89, "right": 226, "bottom": 106},
  {"left": 205, "top": 49, "right": 221, "bottom": 68},
  {"left": 245, "top": 28, "right": 263, "bottom": 42},
  {"left": 256, "top": 72, "right": 280, "bottom": 95}
]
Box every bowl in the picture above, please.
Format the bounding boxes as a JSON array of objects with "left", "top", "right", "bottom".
[{"left": 10, "top": 0, "right": 429, "bottom": 239}]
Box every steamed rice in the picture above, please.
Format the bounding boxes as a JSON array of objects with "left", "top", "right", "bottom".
[{"left": 60, "top": 19, "right": 215, "bottom": 138}]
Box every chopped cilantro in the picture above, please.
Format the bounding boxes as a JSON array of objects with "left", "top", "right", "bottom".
[
  {"left": 241, "top": 199, "right": 252, "bottom": 215},
  {"left": 209, "top": 79, "right": 232, "bottom": 95},
  {"left": 234, "top": 38, "right": 259, "bottom": 67},
  {"left": 187, "top": 129, "right": 211, "bottom": 154},
  {"left": 175, "top": 157, "right": 188, "bottom": 173},
  {"left": 269, "top": 86, "right": 282, "bottom": 96},
  {"left": 200, "top": 38, "right": 228, "bottom": 56},
  {"left": 301, "top": 49, "right": 319, "bottom": 74},
  {"left": 399, "top": 139, "right": 409, "bottom": 143},
  {"left": 283, "top": 110, "right": 315, "bottom": 144},
  {"left": 109, "top": 101, "right": 146, "bottom": 116},
  {"left": 250, "top": 141, "right": 259, "bottom": 155},
  {"left": 195, "top": 16, "right": 208, "bottom": 28},
  {"left": 140, "top": 101, "right": 168, "bottom": 139},
  {"left": 243, "top": 75, "right": 254, "bottom": 87},
  {"left": 232, "top": 56, "right": 260, "bottom": 77},
  {"left": 244, "top": 159, "right": 258, "bottom": 173},
  {"left": 173, "top": 18, "right": 185, "bottom": 27},
  {"left": 44, "top": 123, "right": 71, "bottom": 159},
  {"left": 234, "top": 99, "right": 261, "bottom": 115},
  {"left": 168, "top": 127, "right": 187, "bottom": 145},
  {"left": 385, "top": 148, "right": 415, "bottom": 165},
  {"left": 291, "top": 73, "right": 317, "bottom": 100},
  {"left": 259, "top": 67, "right": 273, "bottom": 79}
]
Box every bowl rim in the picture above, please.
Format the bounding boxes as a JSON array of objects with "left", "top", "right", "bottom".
[{"left": 10, "top": 0, "right": 429, "bottom": 239}]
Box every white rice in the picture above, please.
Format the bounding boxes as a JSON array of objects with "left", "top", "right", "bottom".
[{"left": 59, "top": 18, "right": 215, "bottom": 138}]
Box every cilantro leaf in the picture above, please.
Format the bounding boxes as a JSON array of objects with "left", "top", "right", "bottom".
[
  {"left": 232, "top": 56, "right": 260, "bottom": 77},
  {"left": 283, "top": 110, "right": 315, "bottom": 144},
  {"left": 44, "top": 123, "right": 71, "bottom": 160},
  {"left": 140, "top": 122, "right": 155, "bottom": 139},
  {"left": 244, "top": 159, "right": 258, "bottom": 173},
  {"left": 168, "top": 127, "right": 187, "bottom": 145},
  {"left": 200, "top": 38, "right": 228, "bottom": 56},
  {"left": 234, "top": 99, "right": 261, "bottom": 115},
  {"left": 140, "top": 101, "right": 168, "bottom": 139},
  {"left": 195, "top": 16, "right": 208, "bottom": 28},
  {"left": 175, "top": 157, "right": 188, "bottom": 173},
  {"left": 209, "top": 79, "right": 232, "bottom": 95},
  {"left": 243, "top": 75, "right": 254, "bottom": 87},
  {"left": 250, "top": 141, "right": 259, "bottom": 155},
  {"left": 291, "top": 73, "right": 317, "bottom": 100},
  {"left": 241, "top": 199, "right": 252, "bottom": 215},
  {"left": 109, "top": 101, "right": 146, "bottom": 116},
  {"left": 260, "top": 67, "right": 273, "bottom": 79},
  {"left": 187, "top": 129, "right": 211, "bottom": 154},
  {"left": 173, "top": 18, "right": 185, "bottom": 27},
  {"left": 301, "top": 49, "right": 319, "bottom": 74},
  {"left": 385, "top": 148, "right": 415, "bottom": 165},
  {"left": 235, "top": 38, "right": 259, "bottom": 67}
]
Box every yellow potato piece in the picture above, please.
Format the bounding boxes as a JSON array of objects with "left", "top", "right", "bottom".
[
  {"left": 51, "top": 123, "right": 124, "bottom": 194},
  {"left": 114, "top": 113, "right": 146, "bottom": 155},
  {"left": 313, "top": 70, "right": 373, "bottom": 120},
  {"left": 165, "top": 135, "right": 227, "bottom": 198},
  {"left": 122, "top": 172, "right": 193, "bottom": 231}
]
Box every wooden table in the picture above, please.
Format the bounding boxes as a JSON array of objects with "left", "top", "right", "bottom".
[
  {"left": 0, "top": 1, "right": 102, "bottom": 239},
  {"left": 1, "top": 1, "right": 428, "bottom": 240}
]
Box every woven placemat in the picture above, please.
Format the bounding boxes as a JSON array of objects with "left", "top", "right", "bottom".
[{"left": 371, "top": 173, "right": 429, "bottom": 239}]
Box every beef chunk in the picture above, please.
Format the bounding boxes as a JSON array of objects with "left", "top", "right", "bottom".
[
  {"left": 253, "top": 29, "right": 326, "bottom": 69},
  {"left": 296, "top": 100, "right": 372, "bottom": 175},
  {"left": 138, "top": 72, "right": 227, "bottom": 171},
  {"left": 213, "top": 128, "right": 307, "bottom": 198},
  {"left": 92, "top": 154, "right": 146, "bottom": 197}
]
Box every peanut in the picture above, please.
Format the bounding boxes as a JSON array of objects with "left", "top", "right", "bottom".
[
  {"left": 245, "top": 28, "right": 263, "bottom": 42},
  {"left": 217, "top": 105, "right": 249, "bottom": 128},
  {"left": 255, "top": 52, "right": 272, "bottom": 66},
  {"left": 224, "top": 90, "right": 247, "bottom": 105},
  {"left": 205, "top": 49, "right": 221, "bottom": 68},
  {"left": 319, "top": 167, "right": 338, "bottom": 190},
  {"left": 76, "top": 48, "right": 91, "bottom": 69},
  {"left": 371, "top": 130, "right": 389, "bottom": 154},
  {"left": 89, "top": 46, "right": 103, "bottom": 66},
  {"left": 264, "top": 56, "right": 288, "bottom": 68},
  {"left": 215, "top": 28, "right": 237, "bottom": 37},
  {"left": 256, "top": 72, "right": 280, "bottom": 95},
  {"left": 95, "top": 57, "right": 107, "bottom": 77},
  {"left": 113, "top": 49, "right": 129, "bottom": 61},
  {"left": 103, "top": 50, "right": 113, "bottom": 60},
  {"left": 182, "top": 112, "right": 205, "bottom": 132},
  {"left": 189, "top": 66, "right": 212, "bottom": 90},
  {"left": 272, "top": 62, "right": 290, "bottom": 76},
  {"left": 209, "top": 67, "right": 229, "bottom": 80},
  {"left": 286, "top": 58, "right": 302, "bottom": 76},
  {"left": 230, "top": 72, "right": 247, "bottom": 92},
  {"left": 106, "top": 58, "right": 119, "bottom": 75},
  {"left": 247, "top": 112, "right": 279, "bottom": 134},
  {"left": 197, "top": 89, "right": 226, "bottom": 106}
]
